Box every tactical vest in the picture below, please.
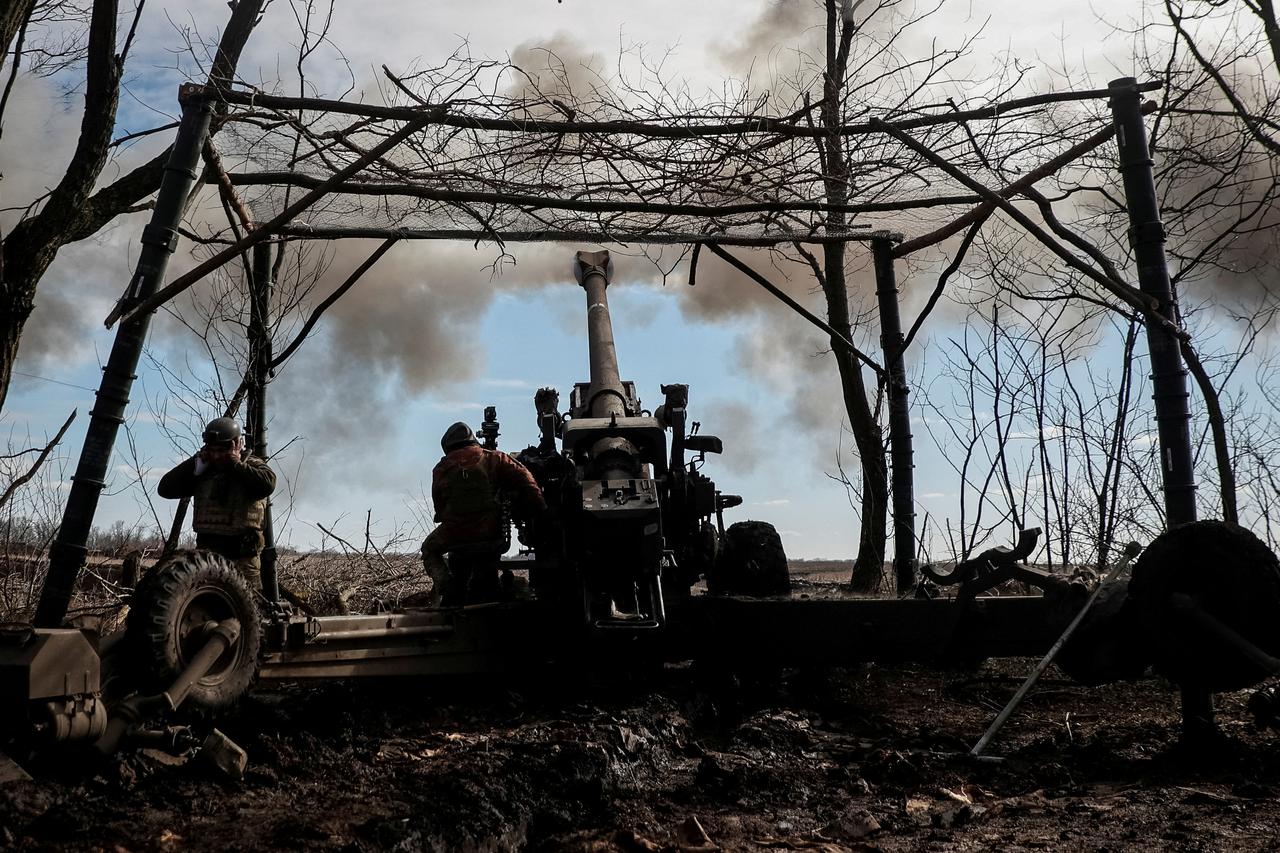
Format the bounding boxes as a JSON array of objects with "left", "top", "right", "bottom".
[
  {"left": 445, "top": 460, "right": 500, "bottom": 516},
  {"left": 192, "top": 469, "right": 267, "bottom": 534}
]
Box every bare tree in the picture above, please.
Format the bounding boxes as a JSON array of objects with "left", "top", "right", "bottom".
[{"left": 0, "top": 0, "right": 267, "bottom": 409}]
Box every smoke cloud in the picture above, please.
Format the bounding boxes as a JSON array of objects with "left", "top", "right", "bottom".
[
  {"left": 265, "top": 238, "right": 601, "bottom": 487},
  {"left": 507, "top": 32, "right": 613, "bottom": 114},
  {"left": 1152, "top": 91, "right": 1280, "bottom": 314},
  {"left": 714, "top": 0, "right": 818, "bottom": 78}
]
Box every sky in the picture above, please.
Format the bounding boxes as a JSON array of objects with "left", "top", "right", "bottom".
[{"left": 1, "top": 0, "right": 1205, "bottom": 561}]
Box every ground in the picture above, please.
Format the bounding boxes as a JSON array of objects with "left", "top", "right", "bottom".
[{"left": 6, "top": 570, "right": 1280, "bottom": 851}]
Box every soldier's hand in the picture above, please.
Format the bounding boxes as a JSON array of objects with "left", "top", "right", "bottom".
[{"left": 202, "top": 445, "right": 234, "bottom": 466}]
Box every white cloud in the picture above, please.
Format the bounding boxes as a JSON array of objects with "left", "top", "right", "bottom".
[
  {"left": 481, "top": 378, "right": 538, "bottom": 389},
  {"left": 429, "top": 400, "right": 487, "bottom": 413}
]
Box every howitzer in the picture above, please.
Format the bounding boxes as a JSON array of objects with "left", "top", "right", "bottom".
[{"left": 509, "top": 250, "right": 772, "bottom": 630}]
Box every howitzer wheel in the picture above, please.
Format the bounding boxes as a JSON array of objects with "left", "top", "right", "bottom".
[
  {"left": 709, "top": 521, "right": 790, "bottom": 596},
  {"left": 1127, "top": 520, "right": 1280, "bottom": 692},
  {"left": 125, "top": 551, "right": 261, "bottom": 713}
]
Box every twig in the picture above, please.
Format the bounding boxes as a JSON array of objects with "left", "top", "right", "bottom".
[
  {"left": 270, "top": 238, "right": 398, "bottom": 369},
  {"left": 0, "top": 411, "right": 76, "bottom": 512},
  {"left": 893, "top": 121, "right": 1121, "bottom": 257},
  {"left": 203, "top": 138, "right": 256, "bottom": 232}
]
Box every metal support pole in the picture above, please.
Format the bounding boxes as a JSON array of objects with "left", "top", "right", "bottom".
[
  {"left": 872, "top": 237, "right": 916, "bottom": 594},
  {"left": 36, "top": 85, "right": 215, "bottom": 627},
  {"left": 1108, "top": 78, "right": 1197, "bottom": 528},
  {"left": 249, "top": 241, "right": 279, "bottom": 603},
  {"left": 1110, "top": 75, "right": 1205, "bottom": 739}
]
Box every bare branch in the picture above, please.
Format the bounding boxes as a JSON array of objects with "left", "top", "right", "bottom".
[{"left": 0, "top": 410, "right": 76, "bottom": 512}]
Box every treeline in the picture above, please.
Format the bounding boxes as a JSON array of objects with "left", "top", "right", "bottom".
[{"left": 1, "top": 516, "right": 187, "bottom": 557}]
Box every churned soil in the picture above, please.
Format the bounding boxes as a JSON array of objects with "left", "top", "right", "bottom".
[{"left": 7, "top": 573, "right": 1280, "bottom": 851}]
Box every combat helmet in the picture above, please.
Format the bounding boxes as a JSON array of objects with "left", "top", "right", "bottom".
[
  {"left": 441, "top": 422, "right": 479, "bottom": 452},
  {"left": 203, "top": 417, "right": 243, "bottom": 446}
]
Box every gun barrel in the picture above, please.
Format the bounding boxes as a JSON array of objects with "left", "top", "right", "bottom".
[{"left": 574, "top": 250, "right": 627, "bottom": 419}]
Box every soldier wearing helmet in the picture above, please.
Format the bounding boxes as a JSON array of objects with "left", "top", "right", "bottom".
[
  {"left": 421, "top": 421, "right": 546, "bottom": 604},
  {"left": 157, "top": 417, "right": 277, "bottom": 588}
]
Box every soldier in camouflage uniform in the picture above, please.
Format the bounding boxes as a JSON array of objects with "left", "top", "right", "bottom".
[
  {"left": 422, "top": 422, "right": 545, "bottom": 604},
  {"left": 158, "top": 417, "right": 276, "bottom": 589}
]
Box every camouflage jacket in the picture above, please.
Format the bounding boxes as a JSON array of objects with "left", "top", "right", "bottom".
[{"left": 431, "top": 445, "right": 545, "bottom": 541}]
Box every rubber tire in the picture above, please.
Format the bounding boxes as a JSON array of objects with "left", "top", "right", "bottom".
[
  {"left": 1127, "top": 520, "right": 1280, "bottom": 692},
  {"left": 125, "top": 550, "right": 261, "bottom": 713},
  {"left": 709, "top": 520, "right": 790, "bottom": 596}
]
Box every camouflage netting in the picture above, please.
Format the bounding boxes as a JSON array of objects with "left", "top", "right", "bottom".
[{"left": 203, "top": 56, "right": 1116, "bottom": 247}]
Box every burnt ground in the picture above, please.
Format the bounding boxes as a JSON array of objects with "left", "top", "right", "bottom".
[{"left": 7, "top": 651, "right": 1280, "bottom": 852}]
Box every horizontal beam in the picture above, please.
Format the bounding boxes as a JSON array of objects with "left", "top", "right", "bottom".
[
  {"left": 228, "top": 171, "right": 975, "bottom": 219},
  {"left": 214, "top": 83, "right": 1159, "bottom": 139},
  {"left": 262, "top": 225, "right": 894, "bottom": 245}
]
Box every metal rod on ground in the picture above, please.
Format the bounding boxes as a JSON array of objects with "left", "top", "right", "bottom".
[
  {"left": 872, "top": 236, "right": 916, "bottom": 594},
  {"left": 1108, "top": 75, "right": 1204, "bottom": 739},
  {"left": 970, "top": 541, "right": 1143, "bottom": 756},
  {"left": 36, "top": 85, "right": 216, "bottom": 627}
]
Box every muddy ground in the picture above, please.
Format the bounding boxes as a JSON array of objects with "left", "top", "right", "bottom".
[{"left": 7, "top": 595, "right": 1280, "bottom": 851}]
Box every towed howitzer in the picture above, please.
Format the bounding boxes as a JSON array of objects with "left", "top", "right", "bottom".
[{"left": 503, "top": 250, "right": 763, "bottom": 630}]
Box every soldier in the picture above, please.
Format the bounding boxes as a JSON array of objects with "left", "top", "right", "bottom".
[
  {"left": 422, "top": 421, "right": 545, "bottom": 604},
  {"left": 157, "top": 417, "right": 276, "bottom": 589}
]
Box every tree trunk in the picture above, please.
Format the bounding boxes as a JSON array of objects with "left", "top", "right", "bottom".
[
  {"left": 0, "top": 0, "right": 120, "bottom": 412},
  {"left": 0, "top": 278, "right": 31, "bottom": 409},
  {"left": 819, "top": 0, "right": 889, "bottom": 590},
  {"left": 823, "top": 254, "right": 888, "bottom": 590},
  {"left": 0, "top": 1, "right": 35, "bottom": 58}
]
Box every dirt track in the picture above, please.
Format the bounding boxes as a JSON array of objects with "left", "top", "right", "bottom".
[{"left": 6, "top": 649, "right": 1280, "bottom": 852}]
